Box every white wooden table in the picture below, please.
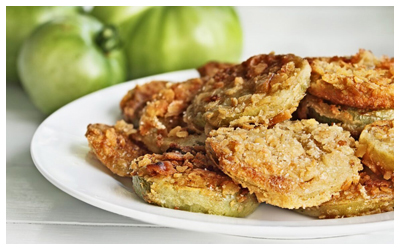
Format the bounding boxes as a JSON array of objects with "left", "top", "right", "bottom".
[{"left": 6, "top": 6, "right": 394, "bottom": 243}]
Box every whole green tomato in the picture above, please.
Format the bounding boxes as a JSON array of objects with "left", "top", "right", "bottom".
[
  {"left": 6, "top": 6, "right": 83, "bottom": 83},
  {"left": 93, "top": 6, "right": 243, "bottom": 79},
  {"left": 18, "top": 15, "right": 127, "bottom": 115},
  {"left": 91, "top": 6, "right": 152, "bottom": 26}
]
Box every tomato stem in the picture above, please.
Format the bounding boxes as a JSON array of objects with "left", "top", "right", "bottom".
[{"left": 96, "top": 25, "right": 121, "bottom": 53}]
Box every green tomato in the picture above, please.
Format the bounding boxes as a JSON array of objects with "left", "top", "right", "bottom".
[
  {"left": 18, "top": 15, "right": 127, "bottom": 115},
  {"left": 129, "top": 6, "right": 242, "bottom": 79},
  {"left": 93, "top": 6, "right": 243, "bottom": 79},
  {"left": 90, "top": 6, "right": 152, "bottom": 26},
  {"left": 6, "top": 6, "right": 83, "bottom": 83}
]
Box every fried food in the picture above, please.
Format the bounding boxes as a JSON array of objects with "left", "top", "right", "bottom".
[
  {"left": 185, "top": 53, "right": 311, "bottom": 131},
  {"left": 206, "top": 119, "right": 363, "bottom": 209},
  {"left": 295, "top": 169, "right": 394, "bottom": 218},
  {"left": 297, "top": 94, "right": 394, "bottom": 137},
  {"left": 356, "top": 120, "right": 394, "bottom": 181},
  {"left": 120, "top": 61, "right": 233, "bottom": 127},
  {"left": 307, "top": 49, "right": 394, "bottom": 110},
  {"left": 197, "top": 61, "right": 235, "bottom": 79},
  {"left": 87, "top": 49, "right": 394, "bottom": 219},
  {"left": 137, "top": 78, "right": 206, "bottom": 153},
  {"left": 131, "top": 148, "right": 259, "bottom": 217},
  {"left": 120, "top": 81, "right": 169, "bottom": 127},
  {"left": 85, "top": 120, "right": 149, "bottom": 177}
]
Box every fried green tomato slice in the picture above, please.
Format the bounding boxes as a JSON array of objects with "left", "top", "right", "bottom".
[
  {"left": 356, "top": 120, "right": 394, "bottom": 181},
  {"left": 296, "top": 94, "right": 394, "bottom": 138},
  {"left": 294, "top": 169, "right": 394, "bottom": 218},
  {"left": 197, "top": 61, "right": 235, "bottom": 79},
  {"left": 131, "top": 149, "right": 259, "bottom": 217},
  {"left": 120, "top": 81, "right": 169, "bottom": 127},
  {"left": 307, "top": 49, "right": 394, "bottom": 110},
  {"left": 185, "top": 53, "right": 311, "bottom": 131},
  {"left": 206, "top": 119, "right": 362, "bottom": 209},
  {"left": 120, "top": 62, "right": 232, "bottom": 128},
  {"left": 136, "top": 78, "right": 206, "bottom": 153},
  {"left": 85, "top": 120, "right": 149, "bottom": 177}
]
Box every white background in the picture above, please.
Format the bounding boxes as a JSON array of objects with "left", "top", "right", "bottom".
[{"left": 238, "top": 6, "right": 393, "bottom": 59}]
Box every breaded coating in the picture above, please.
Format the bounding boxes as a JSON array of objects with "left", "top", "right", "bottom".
[
  {"left": 197, "top": 61, "right": 235, "bottom": 79},
  {"left": 120, "top": 81, "right": 169, "bottom": 127},
  {"left": 85, "top": 120, "right": 149, "bottom": 177},
  {"left": 185, "top": 53, "right": 311, "bottom": 131},
  {"left": 206, "top": 119, "right": 362, "bottom": 209},
  {"left": 119, "top": 62, "right": 232, "bottom": 128},
  {"left": 131, "top": 148, "right": 259, "bottom": 217},
  {"left": 307, "top": 49, "right": 394, "bottom": 110},
  {"left": 356, "top": 120, "right": 394, "bottom": 181},
  {"left": 295, "top": 169, "right": 394, "bottom": 218},
  {"left": 137, "top": 78, "right": 206, "bottom": 153},
  {"left": 297, "top": 94, "right": 394, "bottom": 138},
  {"left": 87, "top": 50, "right": 394, "bottom": 219}
]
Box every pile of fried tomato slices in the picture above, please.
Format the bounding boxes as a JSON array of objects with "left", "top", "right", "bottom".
[{"left": 85, "top": 49, "right": 394, "bottom": 219}]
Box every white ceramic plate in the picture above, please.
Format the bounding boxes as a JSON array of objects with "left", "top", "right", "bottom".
[{"left": 31, "top": 69, "right": 394, "bottom": 239}]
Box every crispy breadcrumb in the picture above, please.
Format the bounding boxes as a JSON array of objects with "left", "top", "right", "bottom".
[
  {"left": 356, "top": 120, "right": 394, "bottom": 181},
  {"left": 307, "top": 49, "right": 394, "bottom": 109},
  {"left": 197, "top": 61, "right": 235, "bottom": 79},
  {"left": 206, "top": 119, "right": 362, "bottom": 209},
  {"left": 295, "top": 169, "right": 394, "bottom": 218},
  {"left": 137, "top": 78, "right": 206, "bottom": 153},
  {"left": 131, "top": 148, "right": 259, "bottom": 217},
  {"left": 120, "top": 81, "right": 169, "bottom": 127},
  {"left": 185, "top": 53, "right": 311, "bottom": 131},
  {"left": 296, "top": 94, "right": 394, "bottom": 137},
  {"left": 85, "top": 120, "right": 149, "bottom": 177}
]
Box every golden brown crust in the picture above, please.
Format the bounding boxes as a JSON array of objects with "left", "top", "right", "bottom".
[
  {"left": 120, "top": 63, "right": 233, "bottom": 128},
  {"left": 295, "top": 169, "right": 394, "bottom": 218},
  {"left": 120, "top": 81, "right": 169, "bottom": 127},
  {"left": 88, "top": 50, "right": 394, "bottom": 219},
  {"left": 131, "top": 149, "right": 260, "bottom": 217},
  {"left": 307, "top": 49, "right": 394, "bottom": 109},
  {"left": 85, "top": 120, "right": 149, "bottom": 177},
  {"left": 132, "top": 150, "right": 238, "bottom": 191},
  {"left": 197, "top": 61, "right": 235, "bottom": 79},
  {"left": 356, "top": 120, "right": 394, "bottom": 181},
  {"left": 185, "top": 53, "right": 311, "bottom": 131},
  {"left": 139, "top": 78, "right": 204, "bottom": 134},
  {"left": 296, "top": 94, "right": 394, "bottom": 138},
  {"left": 136, "top": 78, "right": 206, "bottom": 153},
  {"left": 206, "top": 119, "right": 363, "bottom": 209}
]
